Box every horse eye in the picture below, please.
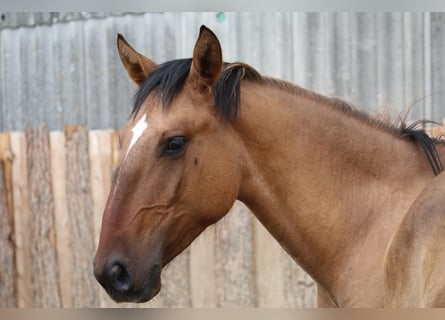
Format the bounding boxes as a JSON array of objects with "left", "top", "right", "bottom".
[{"left": 163, "top": 136, "right": 187, "bottom": 156}]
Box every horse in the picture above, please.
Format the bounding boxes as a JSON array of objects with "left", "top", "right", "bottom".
[{"left": 93, "top": 25, "right": 445, "bottom": 307}]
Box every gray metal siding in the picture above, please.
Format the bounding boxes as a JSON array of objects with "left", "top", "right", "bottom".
[{"left": 1, "top": 12, "right": 445, "bottom": 131}]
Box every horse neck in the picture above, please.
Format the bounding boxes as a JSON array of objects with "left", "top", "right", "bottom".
[{"left": 234, "top": 81, "right": 435, "bottom": 298}]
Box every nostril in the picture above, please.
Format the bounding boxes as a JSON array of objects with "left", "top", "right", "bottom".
[{"left": 106, "top": 261, "right": 132, "bottom": 293}]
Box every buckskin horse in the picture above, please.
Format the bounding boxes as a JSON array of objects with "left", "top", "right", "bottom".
[{"left": 93, "top": 25, "right": 445, "bottom": 307}]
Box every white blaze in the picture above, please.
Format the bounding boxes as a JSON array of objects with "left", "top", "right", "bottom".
[{"left": 125, "top": 114, "right": 148, "bottom": 159}]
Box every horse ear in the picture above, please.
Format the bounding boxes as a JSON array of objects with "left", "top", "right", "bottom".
[
  {"left": 117, "top": 34, "right": 158, "bottom": 86},
  {"left": 190, "top": 25, "right": 223, "bottom": 89}
]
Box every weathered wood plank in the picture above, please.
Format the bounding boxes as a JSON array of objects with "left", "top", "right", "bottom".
[
  {"left": 155, "top": 248, "right": 192, "bottom": 307},
  {"left": 10, "top": 132, "right": 32, "bottom": 307},
  {"left": 254, "top": 210, "right": 317, "bottom": 307},
  {"left": 0, "top": 132, "right": 15, "bottom": 307},
  {"left": 64, "top": 125, "right": 99, "bottom": 307},
  {"left": 49, "top": 131, "right": 71, "bottom": 307},
  {"left": 88, "top": 129, "right": 111, "bottom": 307},
  {"left": 282, "top": 253, "right": 317, "bottom": 307},
  {"left": 0, "top": 133, "right": 13, "bottom": 219},
  {"left": 25, "top": 126, "right": 61, "bottom": 307},
  {"left": 253, "top": 219, "right": 285, "bottom": 307},
  {"left": 214, "top": 201, "right": 255, "bottom": 307},
  {"left": 189, "top": 225, "right": 217, "bottom": 307},
  {"left": 88, "top": 130, "right": 113, "bottom": 251}
]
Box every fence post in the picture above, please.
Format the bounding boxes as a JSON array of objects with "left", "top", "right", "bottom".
[
  {"left": 10, "top": 132, "right": 32, "bottom": 307},
  {"left": 50, "top": 131, "right": 71, "bottom": 307},
  {"left": 0, "top": 132, "right": 15, "bottom": 307},
  {"left": 26, "top": 126, "right": 61, "bottom": 307},
  {"left": 64, "top": 125, "right": 100, "bottom": 307}
]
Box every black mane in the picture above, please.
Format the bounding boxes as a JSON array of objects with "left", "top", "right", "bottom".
[
  {"left": 132, "top": 59, "right": 261, "bottom": 121},
  {"left": 133, "top": 58, "right": 192, "bottom": 118},
  {"left": 131, "top": 58, "right": 443, "bottom": 175}
]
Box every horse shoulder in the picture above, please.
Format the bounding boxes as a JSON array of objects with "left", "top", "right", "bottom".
[{"left": 384, "top": 171, "right": 445, "bottom": 307}]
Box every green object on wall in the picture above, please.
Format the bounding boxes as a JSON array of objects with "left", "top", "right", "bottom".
[{"left": 216, "top": 12, "right": 226, "bottom": 22}]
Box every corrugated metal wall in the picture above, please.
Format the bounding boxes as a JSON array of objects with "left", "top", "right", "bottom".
[{"left": 1, "top": 12, "right": 445, "bottom": 132}]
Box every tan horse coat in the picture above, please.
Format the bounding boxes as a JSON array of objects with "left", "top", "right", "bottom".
[{"left": 94, "top": 25, "right": 445, "bottom": 307}]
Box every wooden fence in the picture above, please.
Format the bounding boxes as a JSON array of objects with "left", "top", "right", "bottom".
[{"left": 0, "top": 126, "right": 316, "bottom": 308}]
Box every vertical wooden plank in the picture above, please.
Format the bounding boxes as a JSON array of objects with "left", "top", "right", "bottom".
[
  {"left": 0, "top": 133, "right": 15, "bottom": 307},
  {"left": 89, "top": 129, "right": 122, "bottom": 308},
  {"left": 88, "top": 130, "right": 113, "bottom": 251},
  {"left": 10, "top": 132, "right": 32, "bottom": 307},
  {"left": 189, "top": 225, "right": 217, "bottom": 307},
  {"left": 0, "top": 134, "right": 13, "bottom": 220},
  {"left": 89, "top": 129, "right": 112, "bottom": 307},
  {"left": 50, "top": 131, "right": 71, "bottom": 307},
  {"left": 254, "top": 214, "right": 317, "bottom": 307},
  {"left": 155, "top": 248, "right": 191, "bottom": 307},
  {"left": 0, "top": 161, "right": 15, "bottom": 307},
  {"left": 253, "top": 219, "right": 285, "bottom": 307},
  {"left": 64, "top": 125, "right": 99, "bottom": 307},
  {"left": 282, "top": 255, "right": 317, "bottom": 307},
  {"left": 25, "top": 126, "right": 61, "bottom": 307},
  {"left": 214, "top": 201, "right": 255, "bottom": 307}
]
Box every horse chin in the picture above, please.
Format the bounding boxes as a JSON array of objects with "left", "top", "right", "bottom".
[
  {"left": 136, "top": 264, "right": 162, "bottom": 303},
  {"left": 134, "top": 281, "right": 161, "bottom": 303},
  {"left": 106, "top": 264, "right": 162, "bottom": 303}
]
